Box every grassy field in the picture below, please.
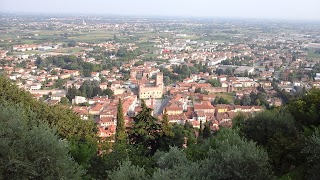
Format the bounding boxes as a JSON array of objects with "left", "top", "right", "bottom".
[
  {"left": 0, "top": 33, "right": 17, "bottom": 39},
  {"left": 137, "top": 42, "right": 158, "bottom": 50},
  {"left": 0, "top": 27, "right": 237, "bottom": 48},
  {"left": 1, "top": 29, "right": 121, "bottom": 44},
  {"left": 55, "top": 47, "right": 86, "bottom": 54},
  {"left": 307, "top": 50, "right": 320, "bottom": 60},
  {"left": 215, "top": 92, "right": 235, "bottom": 103},
  {"left": 68, "top": 31, "right": 114, "bottom": 43}
]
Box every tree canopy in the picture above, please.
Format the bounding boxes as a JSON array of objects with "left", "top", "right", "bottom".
[{"left": 0, "top": 102, "right": 85, "bottom": 179}]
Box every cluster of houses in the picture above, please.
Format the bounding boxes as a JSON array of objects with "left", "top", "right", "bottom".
[
  {"left": 1, "top": 17, "right": 320, "bottom": 142},
  {"left": 70, "top": 91, "right": 263, "bottom": 140}
]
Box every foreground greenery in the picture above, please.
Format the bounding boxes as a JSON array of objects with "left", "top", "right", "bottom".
[
  {"left": 1, "top": 75, "right": 320, "bottom": 179},
  {"left": 0, "top": 103, "right": 85, "bottom": 179}
]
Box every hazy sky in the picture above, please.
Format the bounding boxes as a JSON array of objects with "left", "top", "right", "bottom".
[{"left": 1, "top": 0, "right": 320, "bottom": 20}]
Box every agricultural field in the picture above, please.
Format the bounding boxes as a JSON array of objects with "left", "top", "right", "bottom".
[{"left": 307, "top": 50, "right": 320, "bottom": 60}]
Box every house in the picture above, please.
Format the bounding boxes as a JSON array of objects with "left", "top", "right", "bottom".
[
  {"left": 73, "top": 106, "right": 89, "bottom": 120},
  {"left": 232, "top": 105, "right": 263, "bottom": 113},
  {"left": 314, "top": 73, "right": 320, "bottom": 81},
  {"left": 51, "top": 92, "right": 66, "bottom": 102},
  {"left": 189, "top": 120, "right": 201, "bottom": 129},
  {"left": 260, "top": 81, "right": 272, "bottom": 88},
  {"left": 73, "top": 96, "right": 87, "bottom": 104},
  {"left": 99, "top": 117, "right": 116, "bottom": 128},
  {"left": 63, "top": 69, "right": 80, "bottom": 77},
  {"left": 59, "top": 73, "right": 71, "bottom": 79},
  {"left": 218, "top": 75, "right": 227, "bottom": 82},
  {"left": 89, "top": 103, "right": 106, "bottom": 115},
  {"left": 196, "top": 111, "right": 206, "bottom": 121},
  {"left": 167, "top": 114, "right": 187, "bottom": 124},
  {"left": 100, "top": 82, "right": 109, "bottom": 90},
  {"left": 194, "top": 101, "right": 215, "bottom": 114},
  {"left": 215, "top": 104, "right": 229, "bottom": 114},
  {"left": 98, "top": 125, "right": 116, "bottom": 138},
  {"left": 165, "top": 106, "right": 184, "bottom": 116},
  {"left": 91, "top": 72, "right": 100, "bottom": 81},
  {"left": 29, "top": 83, "right": 42, "bottom": 90}
]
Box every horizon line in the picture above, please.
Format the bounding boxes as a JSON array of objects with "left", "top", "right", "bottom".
[{"left": 1, "top": 11, "right": 320, "bottom": 23}]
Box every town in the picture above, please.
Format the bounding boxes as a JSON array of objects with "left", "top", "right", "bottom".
[
  {"left": 2, "top": 0, "right": 320, "bottom": 176},
  {"left": 1, "top": 14, "right": 320, "bottom": 141}
]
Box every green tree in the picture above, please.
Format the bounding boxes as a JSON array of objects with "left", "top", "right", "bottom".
[
  {"left": 203, "top": 121, "right": 212, "bottom": 139},
  {"left": 108, "top": 160, "right": 149, "bottom": 180},
  {"left": 207, "top": 79, "right": 221, "bottom": 87},
  {"left": 54, "top": 77, "right": 65, "bottom": 89},
  {"left": 288, "top": 88, "right": 320, "bottom": 127},
  {"left": 102, "top": 98, "right": 128, "bottom": 174},
  {"left": 100, "top": 76, "right": 107, "bottom": 83},
  {"left": 302, "top": 130, "right": 320, "bottom": 179},
  {"left": 102, "top": 88, "right": 114, "bottom": 98},
  {"left": 171, "top": 124, "right": 187, "bottom": 147},
  {"left": 158, "top": 109, "right": 174, "bottom": 151},
  {"left": 232, "top": 112, "right": 247, "bottom": 129},
  {"left": 117, "top": 47, "right": 127, "bottom": 57},
  {"left": 200, "top": 129, "right": 273, "bottom": 180},
  {"left": 115, "top": 98, "right": 127, "bottom": 145},
  {"left": 183, "top": 121, "right": 197, "bottom": 146},
  {"left": 241, "top": 94, "right": 252, "bottom": 105},
  {"left": 213, "top": 96, "right": 230, "bottom": 105},
  {"left": 239, "top": 110, "right": 303, "bottom": 175},
  {"left": 66, "top": 85, "right": 79, "bottom": 101},
  {"left": 83, "top": 69, "right": 92, "bottom": 77},
  {"left": 67, "top": 40, "right": 77, "bottom": 47},
  {"left": 105, "top": 99, "right": 129, "bottom": 174},
  {"left": 225, "top": 67, "right": 233, "bottom": 76},
  {"left": 113, "top": 34, "right": 118, "bottom": 42},
  {"left": 60, "top": 97, "right": 69, "bottom": 105},
  {"left": 198, "top": 120, "right": 204, "bottom": 143},
  {"left": 0, "top": 103, "right": 84, "bottom": 179},
  {"left": 129, "top": 100, "right": 162, "bottom": 155},
  {"left": 79, "top": 80, "right": 102, "bottom": 98},
  {"left": 152, "top": 147, "right": 199, "bottom": 180},
  {"left": 0, "top": 76, "right": 98, "bottom": 178}
]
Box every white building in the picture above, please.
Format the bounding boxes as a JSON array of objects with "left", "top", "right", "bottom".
[
  {"left": 207, "top": 56, "right": 227, "bottom": 66},
  {"left": 38, "top": 46, "right": 52, "bottom": 51},
  {"left": 29, "top": 83, "right": 42, "bottom": 91},
  {"left": 73, "top": 96, "right": 87, "bottom": 104},
  {"left": 315, "top": 73, "right": 320, "bottom": 81}
]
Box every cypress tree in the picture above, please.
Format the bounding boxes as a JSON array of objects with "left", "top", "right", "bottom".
[
  {"left": 115, "top": 98, "right": 127, "bottom": 145},
  {"left": 159, "top": 109, "right": 174, "bottom": 151},
  {"left": 109, "top": 99, "right": 128, "bottom": 170},
  {"left": 198, "top": 120, "right": 204, "bottom": 144},
  {"left": 161, "top": 109, "right": 174, "bottom": 137},
  {"left": 203, "top": 121, "right": 212, "bottom": 139}
]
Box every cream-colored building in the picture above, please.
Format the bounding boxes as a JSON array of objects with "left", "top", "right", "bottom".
[{"left": 139, "top": 72, "right": 163, "bottom": 99}]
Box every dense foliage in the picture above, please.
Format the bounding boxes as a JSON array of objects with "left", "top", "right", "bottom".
[
  {"left": 0, "top": 103, "right": 84, "bottom": 179},
  {"left": 0, "top": 76, "right": 98, "bottom": 179},
  {"left": 66, "top": 80, "right": 114, "bottom": 101},
  {"left": 35, "top": 49, "right": 140, "bottom": 76}
]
